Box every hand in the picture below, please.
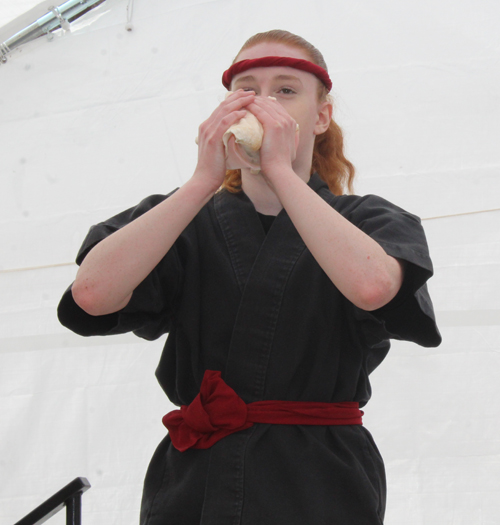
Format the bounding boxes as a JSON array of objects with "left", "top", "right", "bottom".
[
  {"left": 193, "top": 90, "right": 255, "bottom": 191},
  {"left": 245, "top": 96, "right": 298, "bottom": 180}
]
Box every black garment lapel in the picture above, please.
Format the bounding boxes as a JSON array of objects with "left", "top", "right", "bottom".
[
  {"left": 214, "top": 190, "right": 265, "bottom": 293},
  {"left": 223, "top": 208, "right": 306, "bottom": 402},
  {"left": 202, "top": 179, "right": 330, "bottom": 525},
  {"left": 215, "top": 175, "right": 330, "bottom": 402},
  {"left": 215, "top": 186, "right": 311, "bottom": 402}
]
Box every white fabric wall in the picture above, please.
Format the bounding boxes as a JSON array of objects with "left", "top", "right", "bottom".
[
  {"left": 0, "top": 1, "right": 43, "bottom": 28},
  {"left": 1, "top": 1, "right": 498, "bottom": 523}
]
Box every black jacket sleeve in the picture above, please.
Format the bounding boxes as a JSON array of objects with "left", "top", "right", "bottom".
[
  {"left": 57, "top": 191, "right": 183, "bottom": 341},
  {"left": 337, "top": 194, "right": 441, "bottom": 348}
]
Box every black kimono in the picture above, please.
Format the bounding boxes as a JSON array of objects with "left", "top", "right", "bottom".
[{"left": 58, "top": 173, "right": 441, "bottom": 525}]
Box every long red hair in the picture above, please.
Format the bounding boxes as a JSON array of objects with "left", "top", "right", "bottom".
[{"left": 222, "top": 30, "right": 355, "bottom": 195}]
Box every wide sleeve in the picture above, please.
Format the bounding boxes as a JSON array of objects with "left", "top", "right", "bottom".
[
  {"left": 57, "top": 190, "right": 183, "bottom": 341},
  {"left": 338, "top": 194, "right": 442, "bottom": 348}
]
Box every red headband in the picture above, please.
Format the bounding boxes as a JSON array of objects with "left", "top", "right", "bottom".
[{"left": 222, "top": 56, "right": 332, "bottom": 92}]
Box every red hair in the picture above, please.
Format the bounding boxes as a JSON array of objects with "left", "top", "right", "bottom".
[{"left": 222, "top": 30, "right": 355, "bottom": 196}]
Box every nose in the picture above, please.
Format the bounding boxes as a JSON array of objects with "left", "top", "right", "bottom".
[
  {"left": 257, "top": 87, "right": 274, "bottom": 98},
  {"left": 245, "top": 84, "right": 272, "bottom": 98}
]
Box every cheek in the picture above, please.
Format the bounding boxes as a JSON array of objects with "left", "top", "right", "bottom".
[
  {"left": 276, "top": 100, "right": 302, "bottom": 122},
  {"left": 295, "top": 105, "right": 317, "bottom": 133}
]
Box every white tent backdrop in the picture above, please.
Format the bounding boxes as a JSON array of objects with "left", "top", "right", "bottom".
[{"left": 1, "top": 0, "right": 499, "bottom": 523}]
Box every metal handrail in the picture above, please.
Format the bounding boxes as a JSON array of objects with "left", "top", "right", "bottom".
[{"left": 13, "top": 477, "right": 91, "bottom": 525}]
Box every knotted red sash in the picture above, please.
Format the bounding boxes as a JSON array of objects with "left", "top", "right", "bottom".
[{"left": 162, "top": 370, "right": 363, "bottom": 452}]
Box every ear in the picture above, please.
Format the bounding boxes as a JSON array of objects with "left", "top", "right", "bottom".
[{"left": 314, "top": 98, "right": 333, "bottom": 135}]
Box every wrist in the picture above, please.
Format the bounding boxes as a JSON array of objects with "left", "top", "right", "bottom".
[
  {"left": 186, "top": 171, "right": 221, "bottom": 201},
  {"left": 262, "top": 165, "right": 299, "bottom": 188}
]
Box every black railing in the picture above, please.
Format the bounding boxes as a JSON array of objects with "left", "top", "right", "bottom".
[{"left": 14, "top": 477, "right": 91, "bottom": 525}]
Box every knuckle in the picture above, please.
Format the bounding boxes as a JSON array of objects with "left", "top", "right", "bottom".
[
  {"left": 220, "top": 114, "right": 236, "bottom": 126},
  {"left": 205, "top": 134, "right": 217, "bottom": 145}
]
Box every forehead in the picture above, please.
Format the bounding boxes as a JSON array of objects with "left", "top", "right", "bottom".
[
  {"left": 232, "top": 44, "right": 317, "bottom": 88},
  {"left": 230, "top": 43, "right": 320, "bottom": 91},
  {"left": 232, "top": 67, "right": 309, "bottom": 87},
  {"left": 235, "top": 42, "right": 310, "bottom": 62}
]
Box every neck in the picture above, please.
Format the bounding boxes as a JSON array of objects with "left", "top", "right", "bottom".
[
  {"left": 241, "top": 157, "right": 312, "bottom": 215},
  {"left": 241, "top": 171, "right": 283, "bottom": 215}
]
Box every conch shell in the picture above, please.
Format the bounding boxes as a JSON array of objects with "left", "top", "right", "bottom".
[
  {"left": 195, "top": 93, "right": 299, "bottom": 174},
  {"left": 223, "top": 110, "right": 264, "bottom": 173}
]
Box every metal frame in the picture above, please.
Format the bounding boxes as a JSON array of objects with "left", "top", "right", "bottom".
[
  {"left": 0, "top": 0, "right": 107, "bottom": 64},
  {"left": 14, "top": 477, "right": 91, "bottom": 525}
]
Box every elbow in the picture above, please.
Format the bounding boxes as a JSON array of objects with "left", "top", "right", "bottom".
[
  {"left": 71, "top": 280, "right": 104, "bottom": 316},
  {"left": 71, "top": 279, "right": 125, "bottom": 316},
  {"left": 354, "top": 273, "right": 401, "bottom": 312},
  {"left": 356, "top": 257, "right": 405, "bottom": 311},
  {"left": 72, "top": 271, "right": 133, "bottom": 316},
  {"left": 356, "top": 288, "right": 393, "bottom": 312}
]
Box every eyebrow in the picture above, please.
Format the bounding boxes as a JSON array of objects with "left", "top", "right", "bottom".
[{"left": 233, "top": 74, "right": 303, "bottom": 85}]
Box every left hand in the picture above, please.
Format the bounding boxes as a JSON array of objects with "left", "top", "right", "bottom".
[{"left": 246, "top": 97, "right": 299, "bottom": 179}]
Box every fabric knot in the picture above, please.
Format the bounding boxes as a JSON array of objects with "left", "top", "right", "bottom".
[
  {"left": 163, "top": 370, "right": 364, "bottom": 452},
  {"left": 162, "top": 370, "right": 253, "bottom": 452}
]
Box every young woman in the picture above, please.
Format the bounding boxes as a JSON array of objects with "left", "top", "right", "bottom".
[{"left": 58, "top": 30, "right": 441, "bottom": 525}]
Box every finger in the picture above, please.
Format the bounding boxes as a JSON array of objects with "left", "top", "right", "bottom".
[
  {"left": 199, "top": 92, "right": 253, "bottom": 135},
  {"left": 226, "top": 88, "right": 255, "bottom": 97},
  {"left": 247, "top": 101, "right": 295, "bottom": 131},
  {"left": 251, "top": 96, "right": 291, "bottom": 119},
  {"left": 215, "top": 110, "right": 248, "bottom": 136},
  {"left": 223, "top": 90, "right": 256, "bottom": 109},
  {"left": 251, "top": 96, "right": 292, "bottom": 121},
  {"left": 197, "top": 91, "right": 255, "bottom": 148},
  {"left": 207, "top": 92, "right": 254, "bottom": 126},
  {"left": 198, "top": 109, "right": 247, "bottom": 146},
  {"left": 224, "top": 90, "right": 254, "bottom": 103},
  {"left": 247, "top": 100, "right": 277, "bottom": 119}
]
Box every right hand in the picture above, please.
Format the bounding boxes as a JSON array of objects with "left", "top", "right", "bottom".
[{"left": 192, "top": 89, "right": 255, "bottom": 191}]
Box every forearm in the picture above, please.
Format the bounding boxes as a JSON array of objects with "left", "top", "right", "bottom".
[
  {"left": 72, "top": 175, "right": 217, "bottom": 316},
  {"left": 72, "top": 91, "right": 257, "bottom": 316},
  {"left": 270, "top": 169, "right": 404, "bottom": 311}
]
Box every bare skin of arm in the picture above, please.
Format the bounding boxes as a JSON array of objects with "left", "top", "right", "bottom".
[
  {"left": 245, "top": 96, "right": 404, "bottom": 312},
  {"left": 74, "top": 88, "right": 402, "bottom": 316},
  {"left": 262, "top": 169, "right": 403, "bottom": 311},
  {"left": 72, "top": 90, "right": 256, "bottom": 316}
]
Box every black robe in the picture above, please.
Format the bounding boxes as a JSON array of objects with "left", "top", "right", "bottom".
[{"left": 58, "top": 173, "right": 441, "bottom": 525}]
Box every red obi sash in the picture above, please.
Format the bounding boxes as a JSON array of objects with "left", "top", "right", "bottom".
[{"left": 163, "top": 370, "right": 364, "bottom": 452}]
